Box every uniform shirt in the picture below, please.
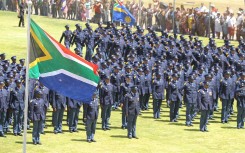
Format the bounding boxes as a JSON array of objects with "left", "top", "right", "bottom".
[
  {"left": 0, "top": 88, "right": 8, "bottom": 112},
  {"left": 29, "top": 98, "right": 45, "bottom": 121},
  {"left": 125, "top": 91, "right": 140, "bottom": 116},
  {"left": 198, "top": 88, "right": 213, "bottom": 110},
  {"left": 10, "top": 86, "right": 25, "bottom": 110}
]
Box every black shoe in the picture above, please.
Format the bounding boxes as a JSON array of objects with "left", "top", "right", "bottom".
[
  {"left": 91, "top": 139, "right": 96, "bottom": 142},
  {"left": 128, "top": 136, "right": 132, "bottom": 139},
  {"left": 133, "top": 136, "right": 139, "bottom": 139},
  {"left": 73, "top": 129, "right": 78, "bottom": 132},
  {"left": 102, "top": 128, "right": 106, "bottom": 131},
  {"left": 69, "top": 130, "right": 73, "bottom": 133},
  {"left": 87, "top": 140, "right": 91, "bottom": 143},
  {"left": 106, "top": 127, "right": 111, "bottom": 130},
  {"left": 225, "top": 121, "right": 228, "bottom": 123},
  {"left": 54, "top": 131, "right": 58, "bottom": 134},
  {"left": 37, "top": 142, "right": 42, "bottom": 145},
  {"left": 33, "top": 142, "right": 37, "bottom": 145},
  {"left": 221, "top": 121, "right": 225, "bottom": 124},
  {"left": 14, "top": 133, "right": 17, "bottom": 136},
  {"left": 41, "top": 132, "right": 45, "bottom": 135},
  {"left": 18, "top": 133, "right": 22, "bottom": 136},
  {"left": 121, "top": 126, "right": 126, "bottom": 129}
]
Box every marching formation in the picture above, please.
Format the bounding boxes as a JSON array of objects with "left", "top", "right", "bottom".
[{"left": 0, "top": 22, "right": 245, "bottom": 145}]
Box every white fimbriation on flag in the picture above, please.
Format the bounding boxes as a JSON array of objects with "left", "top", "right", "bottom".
[{"left": 23, "top": 1, "right": 32, "bottom": 153}]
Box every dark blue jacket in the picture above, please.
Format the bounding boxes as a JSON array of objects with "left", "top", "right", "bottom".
[
  {"left": 100, "top": 83, "right": 114, "bottom": 105},
  {"left": 235, "top": 79, "right": 245, "bottom": 108},
  {"left": 52, "top": 92, "right": 67, "bottom": 109},
  {"left": 198, "top": 88, "right": 213, "bottom": 110},
  {"left": 29, "top": 98, "right": 45, "bottom": 121},
  {"left": 0, "top": 88, "right": 8, "bottom": 112},
  {"left": 183, "top": 81, "right": 198, "bottom": 104},
  {"left": 152, "top": 78, "right": 165, "bottom": 100},
  {"left": 168, "top": 80, "right": 182, "bottom": 101},
  {"left": 219, "top": 78, "right": 235, "bottom": 99},
  {"left": 125, "top": 92, "right": 140, "bottom": 116},
  {"left": 10, "top": 87, "right": 25, "bottom": 110},
  {"left": 86, "top": 98, "right": 99, "bottom": 120}
]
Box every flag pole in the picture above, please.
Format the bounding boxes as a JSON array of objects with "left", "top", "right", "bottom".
[{"left": 23, "top": 1, "right": 32, "bottom": 153}]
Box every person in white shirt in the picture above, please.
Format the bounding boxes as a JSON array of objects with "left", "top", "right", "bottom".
[
  {"left": 227, "top": 13, "right": 236, "bottom": 40},
  {"left": 85, "top": 0, "right": 92, "bottom": 22},
  {"left": 215, "top": 12, "right": 222, "bottom": 39},
  {"left": 236, "top": 11, "right": 244, "bottom": 40},
  {"left": 199, "top": 3, "right": 207, "bottom": 13}
]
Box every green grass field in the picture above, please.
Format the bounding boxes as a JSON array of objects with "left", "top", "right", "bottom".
[{"left": 0, "top": 11, "right": 244, "bottom": 153}]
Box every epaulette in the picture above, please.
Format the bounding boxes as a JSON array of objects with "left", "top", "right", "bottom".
[{"left": 184, "top": 82, "right": 187, "bottom": 86}]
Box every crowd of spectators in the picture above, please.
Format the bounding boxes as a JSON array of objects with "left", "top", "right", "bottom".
[{"left": 0, "top": 0, "right": 244, "bottom": 40}]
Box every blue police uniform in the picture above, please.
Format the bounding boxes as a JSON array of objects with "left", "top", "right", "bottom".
[
  {"left": 152, "top": 75, "right": 165, "bottom": 119},
  {"left": 183, "top": 79, "right": 198, "bottom": 126},
  {"left": 86, "top": 95, "right": 99, "bottom": 142},
  {"left": 59, "top": 25, "right": 72, "bottom": 49},
  {"left": 29, "top": 95, "right": 45, "bottom": 145},
  {"left": 235, "top": 78, "right": 245, "bottom": 129},
  {"left": 219, "top": 74, "right": 235, "bottom": 123},
  {"left": 120, "top": 80, "right": 133, "bottom": 129},
  {"left": 67, "top": 98, "right": 81, "bottom": 132},
  {"left": 10, "top": 84, "right": 25, "bottom": 135},
  {"left": 198, "top": 85, "right": 213, "bottom": 132},
  {"left": 0, "top": 84, "right": 8, "bottom": 137},
  {"left": 52, "top": 92, "right": 67, "bottom": 133},
  {"left": 168, "top": 78, "right": 182, "bottom": 122},
  {"left": 100, "top": 81, "right": 114, "bottom": 130},
  {"left": 125, "top": 88, "right": 140, "bottom": 139}
]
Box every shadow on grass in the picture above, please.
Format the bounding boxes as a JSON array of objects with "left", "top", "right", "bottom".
[
  {"left": 154, "top": 119, "right": 169, "bottom": 122},
  {"left": 71, "top": 138, "right": 88, "bottom": 142},
  {"left": 140, "top": 116, "right": 154, "bottom": 119},
  {"left": 110, "top": 126, "right": 123, "bottom": 129},
  {"left": 184, "top": 129, "right": 200, "bottom": 132},
  {"left": 221, "top": 126, "right": 237, "bottom": 129},
  {"left": 15, "top": 141, "right": 33, "bottom": 144},
  {"left": 110, "top": 135, "right": 128, "bottom": 138},
  {"left": 168, "top": 122, "right": 186, "bottom": 126}
]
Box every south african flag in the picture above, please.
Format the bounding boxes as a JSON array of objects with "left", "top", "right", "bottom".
[{"left": 29, "top": 19, "right": 100, "bottom": 103}]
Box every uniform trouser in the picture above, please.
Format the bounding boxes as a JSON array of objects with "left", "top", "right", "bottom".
[
  {"left": 75, "top": 43, "right": 83, "bottom": 55},
  {"left": 69, "top": 107, "right": 79, "bottom": 131},
  {"left": 153, "top": 99, "right": 162, "bottom": 118},
  {"left": 230, "top": 98, "right": 235, "bottom": 114},
  {"left": 112, "top": 92, "right": 120, "bottom": 108},
  {"left": 101, "top": 104, "right": 111, "bottom": 129},
  {"left": 32, "top": 120, "right": 43, "bottom": 143},
  {"left": 53, "top": 108, "right": 64, "bottom": 132},
  {"left": 83, "top": 104, "right": 88, "bottom": 123},
  {"left": 186, "top": 103, "right": 196, "bottom": 125},
  {"left": 214, "top": 94, "right": 219, "bottom": 110},
  {"left": 0, "top": 111, "right": 6, "bottom": 134},
  {"left": 170, "top": 101, "right": 180, "bottom": 121},
  {"left": 13, "top": 109, "right": 24, "bottom": 134},
  {"left": 200, "top": 110, "right": 210, "bottom": 131},
  {"left": 64, "top": 41, "right": 70, "bottom": 49},
  {"left": 121, "top": 105, "right": 127, "bottom": 127},
  {"left": 139, "top": 94, "right": 144, "bottom": 110},
  {"left": 237, "top": 106, "right": 245, "bottom": 128},
  {"left": 18, "top": 16, "right": 24, "bottom": 27},
  {"left": 85, "top": 47, "right": 93, "bottom": 61},
  {"left": 143, "top": 93, "right": 150, "bottom": 110},
  {"left": 4, "top": 108, "right": 12, "bottom": 131},
  {"left": 41, "top": 106, "right": 48, "bottom": 132},
  {"left": 127, "top": 114, "right": 137, "bottom": 137},
  {"left": 86, "top": 119, "right": 97, "bottom": 140},
  {"left": 221, "top": 99, "right": 232, "bottom": 122}
]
